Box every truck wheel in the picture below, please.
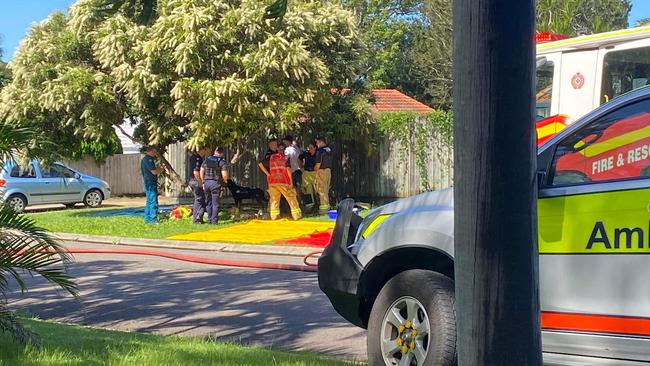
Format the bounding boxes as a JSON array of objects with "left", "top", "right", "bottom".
[{"left": 368, "top": 270, "right": 456, "bottom": 366}]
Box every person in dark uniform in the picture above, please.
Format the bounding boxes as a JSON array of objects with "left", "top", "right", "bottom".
[
  {"left": 257, "top": 138, "right": 278, "bottom": 177},
  {"left": 188, "top": 147, "right": 207, "bottom": 224},
  {"left": 140, "top": 146, "right": 164, "bottom": 224},
  {"left": 200, "top": 147, "right": 229, "bottom": 225},
  {"left": 314, "top": 136, "right": 333, "bottom": 215},
  {"left": 300, "top": 142, "right": 318, "bottom": 211}
]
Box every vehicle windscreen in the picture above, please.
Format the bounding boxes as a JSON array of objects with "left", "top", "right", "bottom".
[{"left": 601, "top": 46, "right": 650, "bottom": 104}]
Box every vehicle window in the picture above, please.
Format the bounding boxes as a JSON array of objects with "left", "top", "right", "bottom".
[
  {"left": 549, "top": 98, "right": 650, "bottom": 186},
  {"left": 42, "top": 164, "right": 76, "bottom": 179},
  {"left": 9, "top": 163, "right": 36, "bottom": 178},
  {"left": 536, "top": 59, "right": 554, "bottom": 120},
  {"left": 601, "top": 46, "right": 650, "bottom": 104}
]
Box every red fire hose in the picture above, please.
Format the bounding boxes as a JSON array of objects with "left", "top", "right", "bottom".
[{"left": 60, "top": 247, "right": 321, "bottom": 273}]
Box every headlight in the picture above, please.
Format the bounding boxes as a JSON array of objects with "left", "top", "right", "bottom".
[{"left": 360, "top": 214, "right": 392, "bottom": 239}]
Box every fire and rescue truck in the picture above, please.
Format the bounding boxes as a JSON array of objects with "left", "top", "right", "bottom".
[
  {"left": 319, "top": 27, "right": 650, "bottom": 366},
  {"left": 535, "top": 27, "right": 650, "bottom": 145}
]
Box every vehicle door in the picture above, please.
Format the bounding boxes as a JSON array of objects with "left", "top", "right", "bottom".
[
  {"left": 6, "top": 162, "right": 42, "bottom": 204},
  {"left": 38, "top": 163, "right": 84, "bottom": 203},
  {"left": 558, "top": 49, "right": 599, "bottom": 120},
  {"left": 538, "top": 96, "right": 650, "bottom": 361}
]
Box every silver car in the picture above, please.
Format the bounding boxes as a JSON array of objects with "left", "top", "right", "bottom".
[
  {"left": 319, "top": 86, "right": 650, "bottom": 366},
  {"left": 0, "top": 160, "right": 111, "bottom": 213}
]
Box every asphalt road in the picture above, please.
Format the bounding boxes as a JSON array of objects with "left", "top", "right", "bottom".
[{"left": 7, "top": 244, "right": 367, "bottom": 361}]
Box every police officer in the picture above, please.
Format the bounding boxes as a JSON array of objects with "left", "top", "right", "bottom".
[
  {"left": 188, "top": 147, "right": 207, "bottom": 224},
  {"left": 200, "top": 147, "right": 229, "bottom": 225},
  {"left": 314, "top": 136, "right": 333, "bottom": 215}
]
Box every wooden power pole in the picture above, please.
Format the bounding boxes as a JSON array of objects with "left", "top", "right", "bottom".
[{"left": 452, "top": 0, "right": 542, "bottom": 365}]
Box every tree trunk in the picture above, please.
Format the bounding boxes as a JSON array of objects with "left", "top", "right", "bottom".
[{"left": 452, "top": 0, "right": 542, "bottom": 364}]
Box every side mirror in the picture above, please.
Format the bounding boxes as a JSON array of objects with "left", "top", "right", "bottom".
[{"left": 74, "top": 173, "right": 81, "bottom": 180}]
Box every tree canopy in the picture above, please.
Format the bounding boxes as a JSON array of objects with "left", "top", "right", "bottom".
[
  {"left": 0, "top": 0, "right": 363, "bottom": 165},
  {"left": 536, "top": 0, "right": 631, "bottom": 35}
]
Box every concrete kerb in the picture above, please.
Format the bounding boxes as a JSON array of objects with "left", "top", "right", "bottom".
[{"left": 53, "top": 233, "right": 320, "bottom": 257}]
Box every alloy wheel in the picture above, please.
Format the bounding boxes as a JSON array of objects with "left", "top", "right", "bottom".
[{"left": 380, "top": 296, "right": 431, "bottom": 366}]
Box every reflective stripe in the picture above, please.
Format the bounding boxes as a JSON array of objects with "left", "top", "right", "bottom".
[
  {"left": 537, "top": 122, "right": 566, "bottom": 139},
  {"left": 537, "top": 26, "right": 650, "bottom": 52},
  {"left": 541, "top": 311, "right": 650, "bottom": 337}
]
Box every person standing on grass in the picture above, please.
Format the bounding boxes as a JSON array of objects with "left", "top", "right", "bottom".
[
  {"left": 300, "top": 142, "right": 318, "bottom": 212},
  {"left": 314, "top": 136, "right": 333, "bottom": 215},
  {"left": 201, "top": 147, "right": 229, "bottom": 225},
  {"left": 282, "top": 135, "right": 303, "bottom": 192},
  {"left": 141, "top": 146, "right": 164, "bottom": 224},
  {"left": 267, "top": 143, "right": 302, "bottom": 220},
  {"left": 257, "top": 138, "right": 278, "bottom": 178},
  {"left": 188, "top": 146, "right": 207, "bottom": 224}
]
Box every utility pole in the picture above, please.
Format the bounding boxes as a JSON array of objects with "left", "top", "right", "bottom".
[{"left": 452, "top": 0, "right": 542, "bottom": 365}]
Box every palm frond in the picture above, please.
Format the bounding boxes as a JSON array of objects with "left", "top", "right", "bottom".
[
  {"left": 0, "top": 204, "right": 78, "bottom": 297},
  {"left": 0, "top": 304, "right": 40, "bottom": 348},
  {"left": 0, "top": 124, "right": 33, "bottom": 168}
]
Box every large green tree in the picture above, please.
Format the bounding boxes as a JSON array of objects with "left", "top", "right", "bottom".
[
  {"left": 536, "top": 0, "right": 632, "bottom": 35},
  {"left": 1, "top": 0, "right": 363, "bottom": 174}
]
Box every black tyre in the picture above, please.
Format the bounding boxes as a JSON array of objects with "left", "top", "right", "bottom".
[
  {"left": 6, "top": 194, "right": 27, "bottom": 213},
  {"left": 83, "top": 189, "right": 103, "bottom": 208},
  {"left": 368, "top": 270, "right": 456, "bottom": 366}
]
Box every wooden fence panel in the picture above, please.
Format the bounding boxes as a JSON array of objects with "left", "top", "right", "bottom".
[{"left": 66, "top": 154, "right": 144, "bottom": 196}]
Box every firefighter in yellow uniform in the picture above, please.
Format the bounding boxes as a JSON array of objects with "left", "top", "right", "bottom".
[
  {"left": 266, "top": 143, "right": 302, "bottom": 220},
  {"left": 314, "top": 136, "right": 333, "bottom": 215}
]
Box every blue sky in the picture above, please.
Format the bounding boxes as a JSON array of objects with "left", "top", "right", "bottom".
[{"left": 1, "top": 0, "right": 650, "bottom": 62}]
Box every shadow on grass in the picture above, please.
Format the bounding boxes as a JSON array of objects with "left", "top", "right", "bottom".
[{"left": 6, "top": 258, "right": 366, "bottom": 360}]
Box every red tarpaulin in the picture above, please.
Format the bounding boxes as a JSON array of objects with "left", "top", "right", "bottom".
[{"left": 274, "top": 230, "right": 333, "bottom": 247}]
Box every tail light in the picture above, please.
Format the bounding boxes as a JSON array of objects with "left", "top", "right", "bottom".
[
  {"left": 0, "top": 179, "right": 6, "bottom": 187},
  {"left": 536, "top": 114, "right": 572, "bottom": 146}
]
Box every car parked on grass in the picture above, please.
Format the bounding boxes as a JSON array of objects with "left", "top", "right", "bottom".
[
  {"left": 319, "top": 86, "right": 650, "bottom": 366},
  {"left": 0, "top": 160, "right": 111, "bottom": 213}
]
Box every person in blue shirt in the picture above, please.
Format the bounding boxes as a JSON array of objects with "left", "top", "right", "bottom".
[{"left": 141, "top": 146, "right": 164, "bottom": 224}]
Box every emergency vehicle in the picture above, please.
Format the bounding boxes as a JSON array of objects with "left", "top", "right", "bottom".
[
  {"left": 318, "top": 30, "right": 650, "bottom": 366},
  {"left": 535, "top": 26, "right": 650, "bottom": 145}
]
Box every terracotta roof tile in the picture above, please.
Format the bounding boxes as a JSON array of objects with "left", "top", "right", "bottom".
[{"left": 370, "top": 89, "right": 433, "bottom": 114}]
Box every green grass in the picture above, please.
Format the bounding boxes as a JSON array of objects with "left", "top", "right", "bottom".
[
  {"left": 0, "top": 319, "right": 362, "bottom": 366},
  {"left": 26, "top": 207, "right": 233, "bottom": 240},
  {"left": 26, "top": 207, "right": 333, "bottom": 241}
]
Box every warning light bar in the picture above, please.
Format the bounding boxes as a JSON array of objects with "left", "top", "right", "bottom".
[{"left": 535, "top": 32, "right": 571, "bottom": 43}]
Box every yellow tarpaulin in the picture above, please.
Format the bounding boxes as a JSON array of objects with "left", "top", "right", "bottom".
[{"left": 167, "top": 219, "right": 335, "bottom": 244}]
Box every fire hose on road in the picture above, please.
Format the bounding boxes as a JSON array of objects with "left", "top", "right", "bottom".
[{"left": 57, "top": 247, "right": 323, "bottom": 273}]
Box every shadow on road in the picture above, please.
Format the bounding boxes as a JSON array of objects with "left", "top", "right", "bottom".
[{"left": 7, "top": 257, "right": 366, "bottom": 359}]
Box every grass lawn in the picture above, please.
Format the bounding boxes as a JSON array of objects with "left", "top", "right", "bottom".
[
  {"left": 0, "top": 319, "right": 362, "bottom": 366},
  {"left": 26, "top": 207, "right": 234, "bottom": 240},
  {"left": 26, "top": 207, "right": 332, "bottom": 241}
]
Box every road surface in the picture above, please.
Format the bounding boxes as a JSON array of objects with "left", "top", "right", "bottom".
[{"left": 7, "top": 244, "right": 367, "bottom": 360}]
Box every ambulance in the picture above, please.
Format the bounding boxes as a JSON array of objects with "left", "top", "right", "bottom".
[
  {"left": 535, "top": 26, "right": 650, "bottom": 145},
  {"left": 318, "top": 28, "right": 650, "bottom": 366}
]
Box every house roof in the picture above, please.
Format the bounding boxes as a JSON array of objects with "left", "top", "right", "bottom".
[{"left": 370, "top": 89, "right": 433, "bottom": 114}]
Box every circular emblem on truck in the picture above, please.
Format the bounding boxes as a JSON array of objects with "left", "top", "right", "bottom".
[{"left": 571, "top": 72, "right": 585, "bottom": 89}]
